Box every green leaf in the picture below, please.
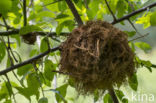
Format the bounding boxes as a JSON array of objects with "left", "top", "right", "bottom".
[
  {"left": 136, "top": 13, "right": 152, "bottom": 29},
  {"left": 73, "top": 0, "right": 83, "bottom": 9},
  {"left": 40, "top": 38, "right": 49, "bottom": 53},
  {"left": 87, "top": 0, "right": 100, "bottom": 20},
  {"left": 29, "top": 49, "right": 39, "bottom": 57},
  {"left": 124, "top": 31, "right": 136, "bottom": 37},
  {"left": 41, "top": 0, "right": 59, "bottom": 12},
  {"left": 0, "top": 0, "right": 12, "bottom": 16},
  {"left": 19, "top": 25, "right": 43, "bottom": 35},
  {"left": 140, "top": 60, "right": 152, "bottom": 72},
  {"left": 68, "top": 78, "right": 75, "bottom": 87},
  {"left": 58, "top": 1, "right": 67, "bottom": 12},
  {"left": 17, "top": 64, "right": 33, "bottom": 76},
  {"left": 0, "top": 43, "right": 6, "bottom": 63},
  {"left": 117, "top": 0, "right": 127, "bottom": 18},
  {"left": 10, "top": 0, "right": 20, "bottom": 14},
  {"left": 6, "top": 82, "right": 13, "bottom": 95},
  {"left": 6, "top": 57, "right": 12, "bottom": 68},
  {"left": 122, "top": 98, "right": 128, "bottom": 103},
  {"left": 39, "top": 11, "right": 54, "bottom": 18},
  {"left": 115, "top": 90, "right": 128, "bottom": 103},
  {"left": 3, "top": 99, "right": 12, "bottom": 103},
  {"left": 87, "top": 10, "right": 94, "bottom": 20},
  {"left": 103, "top": 93, "right": 113, "bottom": 103},
  {"left": 26, "top": 72, "right": 40, "bottom": 99},
  {"left": 94, "top": 90, "right": 99, "bottom": 102},
  {"left": 115, "top": 90, "right": 124, "bottom": 100},
  {"left": 55, "top": 84, "right": 68, "bottom": 103},
  {"left": 63, "top": 20, "right": 75, "bottom": 31},
  {"left": 44, "top": 59, "right": 56, "bottom": 81},
  {"left": 128, "top": 73, "right": 138, "bottom": 91},
  {"left": 36, "top": 11, "right": 55, "bottom": 21},
  {"left": 10, "top": 35, "right": 21, "bottom": 46},
  {"left": 38, "top": 97, "right": 48, "bottom": 103},
  {"left": 129, "top": 42, "right": 135, "bottom": 52},
  {"left": 14, "top": 87, "right": 31, "bottom": 101},
  {"left": 0, "top": 82, "right": 9, "bottom": 101},
  {"left": 38, "top": 72, "right": 51, "bottom": 87},
  {"left": 56, "top": 23, "right": 64, "bottom": 35},
  {"left": 56, "top": 20, "right": 75, "bottom": 34},
  {"left": 134, "top": 42, "right": 151, "bottom": 53},
  {"left": 150, "top": 11, "right": 156, "bottom": 26},
  {"left": 13, "top": 16, "right": 21, "bottom": 24},
  {"left": 55, "top": 14, "right": 69, "bottom": 20}
]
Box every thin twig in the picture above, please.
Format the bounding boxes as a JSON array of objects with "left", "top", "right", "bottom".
[
  {"left": 9, "top": 48, "right": 18, "bottom": 63},
  {"left": 43, "top": 0, "right": 63, "bottom": 7},
  {"left": 46, "top": 28, "right": 53, "bottom": 50},
  {"left": 84, "top": 0, "right": 88, "bottom": 9},
  {"left": 0, "top": 46, "right": 60, "bottom": 75},
  {"left": 4, "top": 74, "right": 17, "bottom": 103},
  {"left": 33, "top": 63, "right": 45, "bottom": 97},
  {"left": 7, "top": 36, "right": 18, "bottom": 63},
  {"left": 96, "top": 39, "right": 100, "bottom": 57},
  {"left": 1, "top": 18, "right": 21, "bottom": 85},
  {"left": 2, "top": 18, "right": 18, "bottom": 63},
  {"left": 23, "top": 0, "right": 27, "bottom": 26},
  {"left": 112, "top": 2, "right": 156, "bottom": 24},
  {"left": 74, "top": 44, "right": 98, "bottom": 58},
  {"left": 0, "top": 24, "right": 14, "bottom": 29},
  {"left": 104, "top": 0, "right": 117, "bottom": 22},
  {"left": 0, "top": 29, "right": 68, "bottom": 36},
  {"left": 65, "top": 0, "right": 83, "bottom": 26},
  {"left": 0, "top": 3, "right": 156, "bottom": 36},
  {"left": 128, "top": 19, "right": 142, "bottom": 36},
  {"left": 29, "top": 0, "right": 34, "bottom": 7},
  {"left": 128, "top": 33, "right": 149, "bottom": 42},
  {"left": 52, "top": 70, "right": 71, "bottom": 75},
  {"left": 1, "top": 18, "right": 14, "bottom": 66},
  {"left": 108, "top": 88, "right": 119, "bottom": 103},
  {"left": 2, "top": 17, "right": 10, "bottom": 30}
]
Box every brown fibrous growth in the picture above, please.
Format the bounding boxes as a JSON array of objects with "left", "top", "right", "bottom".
[
  {"left": 60, "top": 21, "right": 135, "bottom": 94},
  {"left": 22, "top": 32, "right": 37, "bottom": 45}
]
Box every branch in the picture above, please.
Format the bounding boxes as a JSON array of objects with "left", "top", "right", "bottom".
[
  {"left": 43, "top": 0, "right": 63, "bottom": 7},
  {"left": 0, "top": 29, "right": 68, "bottom": 36},
  {"left": 2, "top": 17, "right": 10, "bottom": 30},
  {"left": 108, "top": 88, "right": 119, "bottom": 103},
  {"left": 128, "top": 19, "right": 142, "bottom": 36},
  {"left": 1, "top": 3, "right": 156, "bottom": 36},
  {"left": 84, "top": 0, "right": 88, "bottom": 9},
  {"left": 0, "top": 46, "right": 60, "bottom": 76},
  {"left": 112, "top": 2, "right": 156, "bottom": 24},
  {"left": 65, "top": 0, "right": 83, "bottom": 26},
  {"left": 128, "top": 33, "right": 149, "bottom": 42},
  {"left": 4, "top": 74, "right": 17, "bottom": 103},
  {"left": 23, "top": 0, "right": 27, "bottom": 26},
  {"left": 104, "top": 0, "right": 117, "bottom": 22}
]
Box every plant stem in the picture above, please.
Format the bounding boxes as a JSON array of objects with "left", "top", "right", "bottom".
[{"left": 108, "top": 88, "right": 119, "bottom": 103}]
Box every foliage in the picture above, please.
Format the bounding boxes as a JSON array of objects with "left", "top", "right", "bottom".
[{"left": 0, "top": 0, "right": 156, "bottom": 103}]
